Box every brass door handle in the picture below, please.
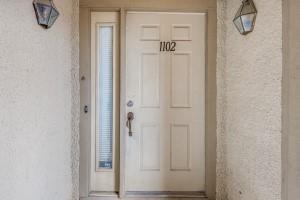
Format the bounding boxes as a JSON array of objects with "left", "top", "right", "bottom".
[{"left": 126, "top": 112, "right": 134, "bottom": 136}]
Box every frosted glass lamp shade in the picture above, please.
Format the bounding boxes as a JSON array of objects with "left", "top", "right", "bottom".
[
  {"left": 33, "top": 0, "right": 59, "bottom": 29},
  {"left": 233, "top": 0, "right": 257, "bottom": 35}
]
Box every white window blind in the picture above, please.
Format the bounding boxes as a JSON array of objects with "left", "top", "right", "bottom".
[{"left": 97, "top": 26, "right": 113, "bottom": 169}]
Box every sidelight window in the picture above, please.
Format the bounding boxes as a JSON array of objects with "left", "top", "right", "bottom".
[{"left": 96, "top": 25, "right": 114, "bottom": 170}]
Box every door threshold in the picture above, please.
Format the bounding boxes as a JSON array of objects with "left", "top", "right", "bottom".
[
  {"left": 89, "top": 191, "right": 119, "bottom": 197},
  {"left": 125, "top": 191, "right": 207, "bottom": 198},
  {"left": 81, "top": 191, "right": 207, "bottom": 200}
]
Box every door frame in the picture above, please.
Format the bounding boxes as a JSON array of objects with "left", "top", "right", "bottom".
[{"left": 79, "top": 1, "right": 217, "bottom": 199}]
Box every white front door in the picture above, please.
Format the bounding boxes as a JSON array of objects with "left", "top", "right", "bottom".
[{"left": 125, "top": 12, "right": 206, "bottom": 192}]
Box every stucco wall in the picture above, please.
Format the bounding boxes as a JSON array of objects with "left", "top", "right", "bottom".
[
  {"left": 283, "top": 0, "right": 300, "bottom": 199},
  {"left": 0, "top": 1, "right": 79, "bottom": 200},
  {"left": 216, "top": 0, "right": 282, "bottom": 199}
]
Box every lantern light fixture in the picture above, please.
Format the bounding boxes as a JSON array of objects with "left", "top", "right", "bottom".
[
  {"left": 33, "top": 0, "right": 59, "bottom": 29},
  {"left": 233, "top": 0, "right": 257, "bottom": 35}
]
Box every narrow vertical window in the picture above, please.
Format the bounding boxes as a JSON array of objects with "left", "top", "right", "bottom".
[{"left": 97, "top": 26, "right": 114, "bottom": 170}]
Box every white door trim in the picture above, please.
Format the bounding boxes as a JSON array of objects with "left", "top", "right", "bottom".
[
  {"left": 79, "top": 2, "right": 217, "bottom": 199},
  {"left": 90, "top": 12, "right": 120, "bottom": 192}
]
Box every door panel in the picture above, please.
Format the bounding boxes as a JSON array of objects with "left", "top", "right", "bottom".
[{"left": 125, "top": 12, "right": 206, "bottom": 192}]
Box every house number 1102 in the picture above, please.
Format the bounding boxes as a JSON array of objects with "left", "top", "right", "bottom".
[{"left": 160, "top": 41, "right": 176, "bottom": 52}]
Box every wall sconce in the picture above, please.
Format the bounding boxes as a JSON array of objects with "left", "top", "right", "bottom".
[
  {"left": 33, "top": 0, "right": 59, "bottom": 29},
  {"left": 233, "top": 0, "right": 257, "bottom": 35}
]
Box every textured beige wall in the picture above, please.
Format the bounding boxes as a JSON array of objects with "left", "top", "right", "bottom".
[
  {"left": 0, "top": 0, "right": 285, "bottom": 199},
  {"left": 0, "top": 1, "right": 79, "bottom": 200},
  {"left": 283, "top": 0, "right": 300, "bottom": 199},
  {"left": 217, "top": 0, "right": 282, "bottom": 199}
]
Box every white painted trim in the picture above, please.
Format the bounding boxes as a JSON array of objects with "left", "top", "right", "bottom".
[
  {"left": 118, "top": 8, "right": 127, "bottom": 198},
  {"left": 90, "top": 12, "right": 120, "bottom": 192},
  {"left": 127, "top": 11, "right": 207, "bottom": 15},
  {"left": 79, "top": 2, "right": 217, "bottom": 199},
  {"left": 89, "top": 191, "right": 119, "bottom": 197},
  {"left": 80, "top": 191, "right": 207, "bottom": 200},
  {"left": 125, "top": 191, "right": 207, "bottom": 198}
]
